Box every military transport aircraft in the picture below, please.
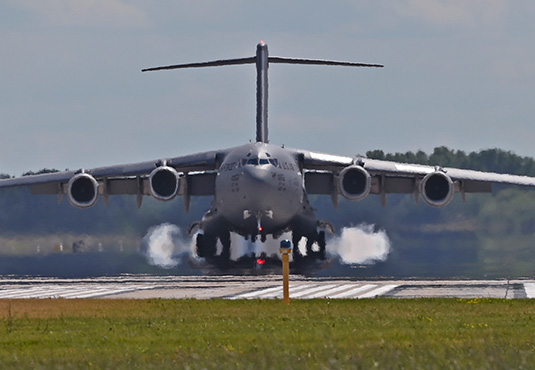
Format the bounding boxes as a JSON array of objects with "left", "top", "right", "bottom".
[{"left": 2, "top": 41, "right": 535, "bottom": 263}]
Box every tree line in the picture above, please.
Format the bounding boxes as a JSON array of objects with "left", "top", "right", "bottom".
[{"left": 366, "top": 146, "right": 535, "bottom": 176}]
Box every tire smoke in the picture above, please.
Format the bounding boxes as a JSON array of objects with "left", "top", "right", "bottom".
[
  {"left": 142, "top": 223, "right": 390, "bottom": 268},
  {"left": 327, "top": 224, "right": 391, "bottom": 264},
  {"left": 143, "top": 223, "right": 192, "bottom": 268}
]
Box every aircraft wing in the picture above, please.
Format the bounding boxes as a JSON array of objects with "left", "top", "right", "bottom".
[
  {"left": 296, "top": 149, "right": 535, "bottom": 204},
  {"left": 360, "top": 158, "right": 535, "bottom": 187},
  {"left": 0, "top": 148, "right": 234, "bottom": 208}
]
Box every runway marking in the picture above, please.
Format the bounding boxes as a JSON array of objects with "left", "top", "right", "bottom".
[
  {"left": 228, "top": 283, "right": 398, "bottom": 300},
  {"left": 0, "top": 277, "right": 532, "bottom": 300},
  {"left": 230, "top": 285, "right": 282, "bottom": 299},
  {"left": 229, "top": 283, "right": 321, "bottom": 299},
  {"left": 356, "top": 284, "right": 399, "bottom": 299},
  {"left": 307, "top": 284, "right": 356, "bottom": 298},
  {"left": 0, "top": 284, "right": 152, "bottom": 299},
  {"left": 326, "top": 284, "right": 378, "bottom": 299},
  {"left": 524, "top": 283, "right": 535, "bottom": 298},
  {"left": 290, "top": 284, "right": 337, "bottom": 298}
]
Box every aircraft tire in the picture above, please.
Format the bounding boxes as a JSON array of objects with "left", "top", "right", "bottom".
[
  {"left": 196, "top": 234, "right": 205, "bottom": 258},
  {"left": 318, "top": 231, "right": 326, "bottom": 260},
  {"left": 204, "top": 235, "right": 217, "bottom": 258},
  {"left": 292, "top": 234, "right": 302, "bottom": 262},
  {"left": 220, "top": 232, "right": 231, "bottom": 260}
]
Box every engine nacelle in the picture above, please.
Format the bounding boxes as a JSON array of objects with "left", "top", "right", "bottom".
[
  {"left": 420, "top": 171, "right": 455, "bottom": 207},
  {"left": 149, "top": 166, "right": 180, "bottom": 201},
  {"left": 338, "top": 165, "right": 371, "bottom": 201},
  {"left": 67, "top": 173, "right": 99, "bottom": 208}
]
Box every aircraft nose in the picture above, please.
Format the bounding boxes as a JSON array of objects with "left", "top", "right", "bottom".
[
  {"left": 242, "top": 166, "right": 272, "bottom": 188},
  {"left": 240, "top": 166, "right": 282, "bottom": 204}
]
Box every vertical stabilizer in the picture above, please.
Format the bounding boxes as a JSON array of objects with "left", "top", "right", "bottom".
[{"left": 256, "top": 42, "right": 269, "bottom": 143}]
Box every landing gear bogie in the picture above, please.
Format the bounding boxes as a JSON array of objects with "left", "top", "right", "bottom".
[{"left": 195, "top": 233, "right": 217, "bottom": 258}]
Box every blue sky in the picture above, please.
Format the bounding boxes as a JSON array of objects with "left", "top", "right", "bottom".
[{"left": 1, "top": 1, "right": 534, "bottom": 175}]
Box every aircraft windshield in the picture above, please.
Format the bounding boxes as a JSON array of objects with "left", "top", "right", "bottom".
[{"left": 242, "top": 157, "right": 278, "bottom": 167}]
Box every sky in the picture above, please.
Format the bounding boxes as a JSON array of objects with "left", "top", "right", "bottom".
[{"left": 1, "top": 1, "right": 534, "bottom": 176}]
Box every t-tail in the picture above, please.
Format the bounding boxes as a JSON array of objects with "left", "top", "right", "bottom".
[{"left": 142, "top": 41, "right": 383, "bottom": 144}]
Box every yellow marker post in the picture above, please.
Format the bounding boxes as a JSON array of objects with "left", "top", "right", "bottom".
[{"left": 280, "top": 240, "right": 292, "bottom": 304}]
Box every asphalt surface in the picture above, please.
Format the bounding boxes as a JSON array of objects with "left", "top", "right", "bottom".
[{"left": 0, "top": 275, "right": 533, "bottom": 300}]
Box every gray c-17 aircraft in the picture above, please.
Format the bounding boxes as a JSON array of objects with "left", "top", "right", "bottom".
[{"left": 2, "top": 41, "right": 535, "bottom": 263}]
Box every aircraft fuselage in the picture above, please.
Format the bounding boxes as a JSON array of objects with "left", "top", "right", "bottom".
[{"left": 214, "top": 142, "right": 303, "bottom": 239}]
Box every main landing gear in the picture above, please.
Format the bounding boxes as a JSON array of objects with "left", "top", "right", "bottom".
[
  {"left": 292, "top": 230, "right": 326, "bottom": 262},
  {"left": 195, "top": 233, "right": 216, "bottom": 258},
  {"left": 195, "top": 229, "right": 328, "bottom": 263},
  {"left": 195, "top": 232, "right": 231, "bottom": 260}
]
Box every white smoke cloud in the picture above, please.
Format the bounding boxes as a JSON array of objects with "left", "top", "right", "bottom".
[
  {"left": 143, "top": 223, "right": 192, "bottom": 268},
  {"left": 327, "top": 224, "right": 391, "bottom": 264},
  {"left": 142, "top": 223, "right": 391, "bottom": 268},
  {"left": 227, "top": 232, "right": 252, "bottom": 260}
]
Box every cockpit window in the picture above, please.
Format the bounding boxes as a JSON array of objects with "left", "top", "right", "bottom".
[{"left": 242, "top": 156, "right": 279, "bottom": 166}]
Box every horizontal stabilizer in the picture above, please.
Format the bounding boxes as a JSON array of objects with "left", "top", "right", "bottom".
[
  {"left": 141, "top": 57, "right": 256, "bottom": 72},
  {"left": 142, "top": 56, "right": 383, "bottom": 72},
  {"left": 268, "top": 57, "right": 383, "bottom": 68},
  {"left": 142, "top": 42, "right": 383, "bottom": 144}
]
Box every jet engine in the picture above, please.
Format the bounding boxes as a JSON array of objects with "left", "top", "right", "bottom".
[
  {"left": 420, "top": 171, "right": 455, "bottom": 207},
  {"left": 338, "top": 165, "right": 371, "bottom": 201},
  {"left": 67, "top": 173, "right": 99, "bottom": 208},
  {"left": 149, "top": 166, "right": 180, "bottom": 201}
]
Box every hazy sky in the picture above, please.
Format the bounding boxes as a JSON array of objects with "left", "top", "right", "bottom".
[{"left": 1, "top": 1, "right": 534, "bottom": 176}]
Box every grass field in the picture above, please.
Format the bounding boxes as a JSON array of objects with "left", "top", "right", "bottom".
[{"left": 1, "top": 298, "right": 535, "bottom": 369}]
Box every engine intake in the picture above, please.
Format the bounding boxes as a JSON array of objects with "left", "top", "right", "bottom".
[
  {"left": 420, "top": 171, "right": 454, "bottom": 207},
  {"left": 338, "top": 165, "right": 371, "bottom": 201},
  {"left": 67, "top": 173, "right": 99, "bottom": 208},
  {"left": 149, "top": 166, "right": 180, "bottom": 201}
]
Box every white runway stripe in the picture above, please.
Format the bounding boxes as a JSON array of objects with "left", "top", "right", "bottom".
[
  {"left": 290, "top": 284, "right": 337, "bottom": 298},
  {"left": 327, "top": 284, "right": 377, "bottom": 299},
  {"left": 0, "top": 285, "right": 151, "bottom": 299},
  {"left": 0, "top": 288, "right": 40, "bottom": 298},
  {"left": 524, "top": 283, "right": 535, "bottom": 298},
  {"left": 229, "top": 283, "right": 319, "bottom": 299},
  {"left": 0, "top": 286, "right": 73, "bottom": 299},
  {"left": 228, "top": 283, "right": 397, "bottom": 300},
  {"left": 230, "top": 285, "right": 282, "bottom": 299},
  {"left": 66, "top": 288, "right": 138, "bottom": 299},
  {"left": 356, "top": 284, "right": 398, "bottom": 298},
  {"left": 307, "top": 284, "right": 356, "bottom": 299}
]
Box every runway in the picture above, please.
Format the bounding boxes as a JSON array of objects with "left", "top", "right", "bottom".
[{"left": 0, "top": 275, "right": 534, "bottom": 299}]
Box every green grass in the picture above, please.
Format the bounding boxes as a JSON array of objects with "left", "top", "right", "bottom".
[{"left": 1, "top": 298, "right": 535, "bottom": 369}]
